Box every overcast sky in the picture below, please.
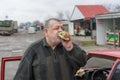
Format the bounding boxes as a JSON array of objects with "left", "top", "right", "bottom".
[{"left": 0, "top": 0, "right": 120, "bottom": 24}]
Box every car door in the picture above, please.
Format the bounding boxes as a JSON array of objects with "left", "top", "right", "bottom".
[
  {"left": 1, "top": 56, "right": 22, "bottom": 80},
  {"left": 108, "top": 59, "right": 120, "bottom": 80}
]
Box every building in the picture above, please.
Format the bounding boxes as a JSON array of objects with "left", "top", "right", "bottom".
[
  {"left": 70, "top": 5, "right": 109, "bottom": 37},
  {"left": 61, "top": 20, "right": 74, "bottom": 35},
  {"left": 95, "top": 12, "right": 120, "bottom": 46}
]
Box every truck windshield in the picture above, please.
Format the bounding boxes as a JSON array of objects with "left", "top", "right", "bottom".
[{"left": 0, "top": 21, "right": 12, "bottom": 27}]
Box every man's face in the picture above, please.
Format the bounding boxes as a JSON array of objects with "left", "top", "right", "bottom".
[{"left": 45, "top": 20, "right": 64, "bottom": 45}]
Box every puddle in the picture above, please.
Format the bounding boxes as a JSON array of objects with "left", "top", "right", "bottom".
[{"left": 12, "top": 50, "right": 23, "bottom": 53}]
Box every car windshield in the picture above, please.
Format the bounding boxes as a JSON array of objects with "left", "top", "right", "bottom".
[{"left": 83, "top": 56, "right": 114, "bottom": 68}]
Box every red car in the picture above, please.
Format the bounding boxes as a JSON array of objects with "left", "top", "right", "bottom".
[
  {"left": 75, "top": 49, "right": 120, "bottom": 80},
  {"left": 1, "top": 49, "right": 120, "bottom": 80}
]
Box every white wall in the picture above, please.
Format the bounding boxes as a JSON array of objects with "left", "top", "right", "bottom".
[
  {"left": 62, "top": 21, "right": 74, "bottom": 35},
  {"left": 96, "top": 19, "right": 113, "bottom": 45},
  {"left": 71, "top": 7, "right": 84, "bottom": 20},
  {"left": 68, "top": 22, "right": 74, "bottom": 35},
  {"left": 96, "top": 21, "right": 106, "bottom": 45}
]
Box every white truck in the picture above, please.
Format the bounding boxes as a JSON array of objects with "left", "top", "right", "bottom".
[{"left": 0, "top": 20, "right": 18, "bottom": 35}]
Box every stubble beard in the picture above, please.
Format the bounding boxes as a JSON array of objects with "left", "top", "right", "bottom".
[{"left": 49, "top": 36, "right": 61, "bottom": 45}]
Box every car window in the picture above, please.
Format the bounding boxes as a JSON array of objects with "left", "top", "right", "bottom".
[
  {"left": 4, "top": 61, "right": 20, "bottom": 80},
  {"left": 1, "top": 56, "right": 21, "bottom": 80},
  {"left": 111, "top": 62, "right": 120, "bottom": 80},
  {"left": 83, "top": 57, "right": 114, "bottom": 68}
]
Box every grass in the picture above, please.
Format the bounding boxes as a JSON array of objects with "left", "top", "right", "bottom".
[{"left": 82, "top": 40, "right": 96, "bottom": 46}]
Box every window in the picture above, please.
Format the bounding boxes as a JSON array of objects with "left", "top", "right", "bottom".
[
  {"left": 0, "top": 21, "right": 12, "bottom": 27},
  {"left": 84, "top": 57, "right": 114, "bottom": 68},
  {"left": 111, "top": 62, "right": 120, "bottom": 80}
]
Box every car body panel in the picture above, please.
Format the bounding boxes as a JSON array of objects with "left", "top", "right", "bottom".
[
  {"left": 1, "top": 49, "right": 120, "bottom": 80},
  {"left": 88, "top": 49, "right": 120, "bottom": 59},
  {"left": 80, "top": 49, "right": 120, "bottom": 80}
]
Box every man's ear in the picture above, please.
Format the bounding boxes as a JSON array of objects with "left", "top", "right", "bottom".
[{"left": 43, "top": 28, "right": 48, "bottom": 35}]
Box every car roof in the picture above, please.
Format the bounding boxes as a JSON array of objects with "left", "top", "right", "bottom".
[{"left": 88, "top": 48, "right": 120, "bottom": 59}]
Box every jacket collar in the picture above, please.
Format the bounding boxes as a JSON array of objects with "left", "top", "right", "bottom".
[{"left": 42, "top": 37, "right": 50, "bottom": 47}]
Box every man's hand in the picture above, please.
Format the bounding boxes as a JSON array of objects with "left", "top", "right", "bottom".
[
  {"left": 58, "top": 31, "right": 73, "bottom": 51},
  {"left": 75, "top": 69, "right": 85, "bottom": 77},
  {"left": 61, "top": 39, "right": 73, "bottom": 51}
]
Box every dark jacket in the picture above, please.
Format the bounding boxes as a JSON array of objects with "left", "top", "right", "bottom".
[{"left": 14, "top": 38, "right": 87, "bottom": 80}]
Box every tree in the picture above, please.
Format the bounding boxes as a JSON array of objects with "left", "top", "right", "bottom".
[
  {"left": 33, "top": 20, "right": 40, "bottom": 26},
  {"left": 19, "top": 23, "right": 25, "bottom": 28},
  {"left": 103, "top": 3, "right": 120, "bottom": 12},
  {"left": 25, "top": 22, "right": 32, "bottom": 26},
  {"left": 56, "top": 11, "right": 64, "bottom": 20},
  {"left": 115, "top": 4, "right": 120, "bottom": 12}
]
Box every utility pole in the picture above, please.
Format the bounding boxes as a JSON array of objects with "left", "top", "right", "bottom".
[
  {"left": 113, "top": 17, "right": 116, "bottom": 48},
  {"left": 90, "top": 19, "right": 93, "bottom": 39}
]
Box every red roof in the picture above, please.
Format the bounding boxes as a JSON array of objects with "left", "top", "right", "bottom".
[{"left": 76, "top": 5, "right": 109, "bottom": 18}]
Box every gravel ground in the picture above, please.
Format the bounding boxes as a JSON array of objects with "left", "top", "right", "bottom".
[{"left": 0, "top": 29, "right": 115, "bottom": 80}]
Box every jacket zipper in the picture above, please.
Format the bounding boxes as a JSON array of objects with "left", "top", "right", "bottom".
[{"left": 52, "top": 50, "right": 57, "bottom": 62}]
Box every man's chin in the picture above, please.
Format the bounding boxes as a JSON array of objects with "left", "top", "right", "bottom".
[
  {"left": 50, "top": 37, "right": 61, "bottom": 45},
  {"left": 56, "top": 41, "right": 61, "bottom": 45},
  {"left": 54, "top": 39, "right": 61, "bottom": 45}
]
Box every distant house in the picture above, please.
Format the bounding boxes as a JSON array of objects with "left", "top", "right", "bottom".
[
  {"left": 70, "top": 5, "right": 109, "bottom": 37},
  {"left": 95, "top": 12, "right": 120, "bottom": 45},
  {"left": 61, "top": 20, "right": 74, "bottom": 35}
]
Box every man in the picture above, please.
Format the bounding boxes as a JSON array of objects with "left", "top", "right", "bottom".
[{"left": 14, "top": 18, "right": 87, "bottom": 80}]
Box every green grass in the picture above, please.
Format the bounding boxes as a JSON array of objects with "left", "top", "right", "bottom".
[{"left": 82, "top": 40, "right": 95, "bottom": 46}]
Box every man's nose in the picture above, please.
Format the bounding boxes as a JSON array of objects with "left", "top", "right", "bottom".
[{"left": 59, "top": 27, "right": 63, "bottom": 31}]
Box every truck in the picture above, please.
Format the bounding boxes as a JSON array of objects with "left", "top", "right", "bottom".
[{"left": 0, "top": 20, "right": 18, "bottom": 35}]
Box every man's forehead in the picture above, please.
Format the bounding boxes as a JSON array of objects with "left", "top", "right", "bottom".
[
  {"left": 50, "top": 20, "right": 63, "bottom": 26},
  {"left": 50, "top": 20, "right": 61, "bottom": 23}
]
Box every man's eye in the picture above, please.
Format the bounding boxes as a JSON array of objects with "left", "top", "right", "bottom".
[
  {"left": 54, "top": 27, "right": 59, "bottom": 30},
  {"left": 61, "top": 27, "right": 64, "bottom": 30},
  {"left": 53, "top": 26, "right": 64, "bottom": 30}
]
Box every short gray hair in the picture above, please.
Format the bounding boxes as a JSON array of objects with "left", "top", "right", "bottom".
[{"left": 44, "top": 18, "right": 61, "bottom": 28}]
